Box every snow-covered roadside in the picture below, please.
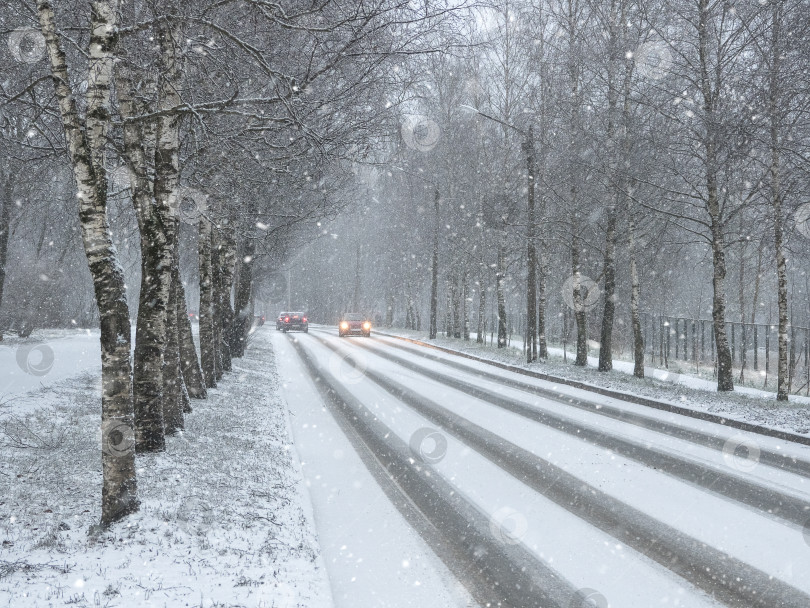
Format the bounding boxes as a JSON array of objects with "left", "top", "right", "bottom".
[
  {"left": 0, "top": 327, "right": 332, "bottom": 607},
  {"left": 376, "top": 329, "right": 810, "bottom": 437},
  {"left": 0, "top": 329, "right": 101, "bottom": 402}
]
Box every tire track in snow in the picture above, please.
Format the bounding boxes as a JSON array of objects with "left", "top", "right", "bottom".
[
  {"left": 340, "top": 333, "right": 810, "bottom": 527},
  {"left": 309, "top": 331, "right": 810, "bottom": 608},
  {"left": 361, "top": 330, "right": 810, "bottom": 480},
  {"left": 286, "top": 334, "right": 583, "bottom": 608}
]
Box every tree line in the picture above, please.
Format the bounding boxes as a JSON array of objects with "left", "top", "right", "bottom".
[
  {"left": 293, "top": 0, "right": 810, "bottom": 402},
  {"left": 1, "top": 0, "right": 464, "bottom": 526}
]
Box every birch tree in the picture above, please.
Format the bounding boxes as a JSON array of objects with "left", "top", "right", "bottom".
[{"left": 36, "top": 0, "right": 138, "bottom": 526}]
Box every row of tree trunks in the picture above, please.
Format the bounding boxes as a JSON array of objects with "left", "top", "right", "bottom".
[{"left": 196, "top": 211, "right": 240, "bottom": 385}]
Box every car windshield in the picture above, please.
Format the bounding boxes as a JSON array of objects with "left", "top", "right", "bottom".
[{"left": 344, "top": 313, "right": 364, "bottom": 321}]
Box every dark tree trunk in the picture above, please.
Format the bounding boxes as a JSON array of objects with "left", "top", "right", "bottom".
[
  {"left": 629, "top": 211, "right": 644, "bottom": 378},
  {"left": 199, "top": 217, "right": 217, "bottom": 387},
  {"left": 496, "top": 241, "right": 507, "bottom": 348},
  {"left": 0, "top": 172, "right": 12, "bottom": 339},
  {"left": 216, "top": 222, "right": 237, "bottom": 374},
  {"left": 163, "top": 267, "right": 184, "bottom": 434},
  {"left": 476, "top": 272, "right": 486, "bottom": 344},
  {"left": 232, "top": 231, "right": 255, "bottom": 358},
  {"left": 117, "top": 55, "right": 166, "bottom": 453},
  {"left": 598, "top": 206, "right": 617, "bottom": 372},
  {"left": 429, "top": 188, "right": 439, "bottom": 339},
  {"left": 572, "top": 245, "right": 588, "bottom": 367},
  {"left": 523, "top": 128, "right": 537, "bottom": 363},
  {"left": 175, "top": 262, "right": 205, "bottom": 402},
  {"left": 768, "top": 2, "right": 789, "bottom": 401},
  {"left": 537, "top": 254, "right": 548, "bottom": 358}
]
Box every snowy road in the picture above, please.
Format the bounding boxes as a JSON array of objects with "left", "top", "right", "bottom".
[{"left": 272, "top": 325, "right": 810, "bottom": 608}]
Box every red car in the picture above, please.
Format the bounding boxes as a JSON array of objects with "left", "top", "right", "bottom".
[{"left": 339, "top": 313, "right": 371, "bottom": 337}]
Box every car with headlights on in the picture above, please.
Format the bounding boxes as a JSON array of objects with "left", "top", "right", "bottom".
[{"left": 339, "top": 313, "right": 371, "bottom": 337}]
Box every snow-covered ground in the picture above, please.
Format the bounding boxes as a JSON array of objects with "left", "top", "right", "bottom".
[
  {"left": 378, "top": 328, "right": 810, "bottom": 437},
  {"left": 274, "top": 332, "right": 476, "bottom": 608},
  {"left": 0, "top": 330, "right": 101, "bottom": 402},
  {"left": 5, "top": 324, "right": 810, "bottom": 607},
  {"left": 273, "top": 325, "right": 810, "bottom": 607},
  {"left": 0, "top": 328, "right": 331, "bottom": 607}
]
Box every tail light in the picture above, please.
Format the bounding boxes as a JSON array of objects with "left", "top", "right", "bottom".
[
  {"left": 303, "top": 317, "right": 307, "bottom": 323},
  {"left": 284, "top": 316, "right": 290, "bottom": 322}
]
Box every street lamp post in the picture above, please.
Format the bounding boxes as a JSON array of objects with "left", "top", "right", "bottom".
[{"left": 461, "top": 105, "right": 538, "bottom": 362}]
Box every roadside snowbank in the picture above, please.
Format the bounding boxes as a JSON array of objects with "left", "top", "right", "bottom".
[{"left": 378, "top": 329, "right": 810, "bottom": 437}]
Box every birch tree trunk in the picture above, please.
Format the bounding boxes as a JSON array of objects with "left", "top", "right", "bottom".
[
  {"left": 232, "top": 202, "right": 257, "bottom": 357},
  {"left": 524, "top": 128, "right": 537, "bottom": 363},
  {"left": 698, "top": 0, "right": 733, "bottom": 391},
  {"left": 37, "top": 0, "right": 138, "bottom": 526},
  {"left": 476, "top": 273, "right": 486, "bottom": 344},
  {"left": 629, "top": 209, "right": 644, "bottom": 378},
  {"left": 152, "top": 15, "right": 185, "bottom": 423},
  {"left": 768, "top": 1, "right": 789, "bottom": 401},
  {"left": 496, "top": 239, "right": 507, "bottom": 348},
  {"left": 232, "top": 236, "right": 255, "bottom": 357},
  {"left": 572, "top": 244, "right": 588, "bottom": 366},
  {"left": 597, "top": 0, "right": 623, "bottom": 373},
  {"left": 199, "top": 217, "right": 217, "bottom": 387},
  {"left": 211, "top": 232, "right": 224, "bottom": 381},
  {"left": 537, "top": 253, "right": 548, "bottom": 358},
  {"left": 216, "top": 222, "right": 237, "bottom": 374},
  {"left": 429, "top": 188, "right": 439, "bottom": 340},
  {"left": 115, "top": 54, "right": 167, "bottom": 451},
  {"left": 163, "top": 273, "right": 185, "bottom": 433},
  {"left": 0, "top": 172, "right": 11, "bottom": 339},
  {"left": 176, "top": 263, "right": 206, "bottom": 401}
]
